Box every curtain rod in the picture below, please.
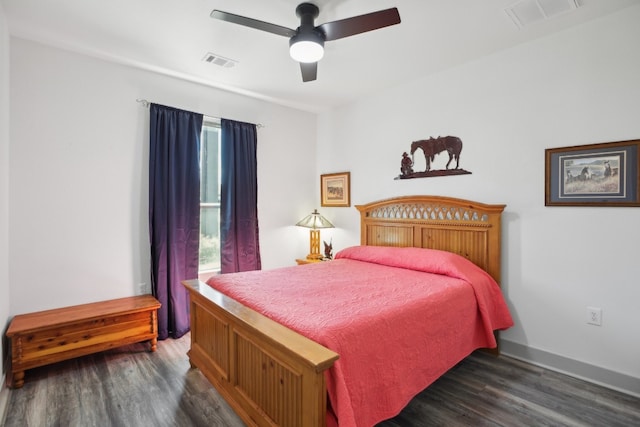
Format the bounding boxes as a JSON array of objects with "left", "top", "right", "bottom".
[{"left": 136, "top": 99, "right": 264, "bottom": 128}]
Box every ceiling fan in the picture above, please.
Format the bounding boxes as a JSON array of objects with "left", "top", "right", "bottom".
[{"left": 211, "top": 3, "right": 401, "bottom": 82}]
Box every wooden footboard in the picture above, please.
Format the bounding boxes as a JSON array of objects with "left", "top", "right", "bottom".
[{"left": 182, "top": 279, "right": 339, "bottom": 427}]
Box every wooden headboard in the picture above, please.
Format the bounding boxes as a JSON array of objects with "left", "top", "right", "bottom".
[{"left": 356, "top": 195, "right": 506, "bottom": 285}]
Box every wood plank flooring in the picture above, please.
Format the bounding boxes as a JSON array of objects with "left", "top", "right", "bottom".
[{"left": 4, "top": 334, "right": 639, "bottom": 426}]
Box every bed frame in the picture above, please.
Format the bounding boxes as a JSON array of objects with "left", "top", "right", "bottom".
[{"left": 182, "top": 195, "right": 505, "bottom": 427}]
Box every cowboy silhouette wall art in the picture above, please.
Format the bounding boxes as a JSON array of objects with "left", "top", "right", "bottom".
[{"left": 396, "top": 135, "right": 472, "bottom": 179}]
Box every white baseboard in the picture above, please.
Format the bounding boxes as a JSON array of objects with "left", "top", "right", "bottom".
[{"left": 501, "top": 340, "right": 640, "bottom": 398}]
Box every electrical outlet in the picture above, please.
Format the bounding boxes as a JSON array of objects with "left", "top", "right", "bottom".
[{"left": 586, "top": 306, "right": 602, "bottom": 326}]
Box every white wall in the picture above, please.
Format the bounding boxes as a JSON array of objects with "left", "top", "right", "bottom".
[
  {"left": 8, "top": 38, "right": 318, "bottom": 315},
  {"left": 0, "top": 1, "right": 11, "bottom": 418},
  {"left": 318, "top": 6, "right": 640, "bottom": 394}
]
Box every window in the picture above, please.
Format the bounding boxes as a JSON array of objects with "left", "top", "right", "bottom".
[{"left": 199, "top": 119, "right": 221, "bottom": 273}]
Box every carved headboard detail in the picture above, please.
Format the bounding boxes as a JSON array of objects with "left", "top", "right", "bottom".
[{"left": 356, "top": 195, "right": 506, "bottom": 285}]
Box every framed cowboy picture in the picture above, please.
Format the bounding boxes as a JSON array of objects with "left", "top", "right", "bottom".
[{"left": 545, "top": 139, "right": 640, "bottom": 207}]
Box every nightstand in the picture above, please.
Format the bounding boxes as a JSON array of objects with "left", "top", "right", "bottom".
[{"left": 295, "top": 258, "right": 323, "bottom": 265}]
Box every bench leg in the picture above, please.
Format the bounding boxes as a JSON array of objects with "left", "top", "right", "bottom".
[
  {"left": 11, "top": 370, "right": 25, "bottom": 389},
  {"left": 149, "top": 337, "right": 158, "bottom": 352}
]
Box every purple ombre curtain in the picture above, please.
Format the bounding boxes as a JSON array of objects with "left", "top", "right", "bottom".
[
  {"left": 149, "top": 104, "right": 203, "bottom": 339},
  {"left": 220, "top": 119, "right": 262, "bottom": 273}
]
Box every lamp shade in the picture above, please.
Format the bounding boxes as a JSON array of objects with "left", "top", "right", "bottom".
[
  {"left": 296, "top": 209, "right": 334, "bottom": 229},
  {"left": 289, "top": 32, "right": 325, "bottom": 63}
]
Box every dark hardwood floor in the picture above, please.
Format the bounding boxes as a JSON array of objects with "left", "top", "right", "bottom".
[{"left": 5, "top": 334, "right": 639, "bottom": 427}]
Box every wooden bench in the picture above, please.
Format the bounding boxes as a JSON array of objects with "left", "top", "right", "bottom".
[{"left": 6, "top": 295, "right": 161, "bottom": 388}]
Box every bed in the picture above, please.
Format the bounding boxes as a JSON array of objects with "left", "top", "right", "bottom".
[{"left": 182, "top": 195, "right": 512, "bottom": 427}]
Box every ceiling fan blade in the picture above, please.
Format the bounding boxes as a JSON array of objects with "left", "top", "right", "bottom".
[
  {"left": 300, "top": 62, "right": 318, "bottom": 82},
  {"left": 211, "top": 10, "right": 296, "bottom": 38},
  {"left": 318, "top": 8, "right": 400, "bottom": 41}
]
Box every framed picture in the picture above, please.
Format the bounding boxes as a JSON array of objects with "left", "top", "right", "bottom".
[
  {"left": 321, "top": 172, "right": 351, "bottom": 207},
  {"left": 545, "top": 139, "right": 640, "bottom": 207}
]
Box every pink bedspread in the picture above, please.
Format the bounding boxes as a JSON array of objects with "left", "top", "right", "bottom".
[{"left": 205, "top": 246, "right": 513, "bottom": 427}]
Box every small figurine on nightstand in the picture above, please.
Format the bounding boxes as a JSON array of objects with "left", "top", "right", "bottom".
[{"left": 323, "top": 239, "right": 333, "bottom": 260}]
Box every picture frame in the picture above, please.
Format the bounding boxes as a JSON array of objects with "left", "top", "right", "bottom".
[
  {"left": 321, "top": 172, "right": 351, "bottom": 207},
  {"left": 545, "top": 139, "right": 640, "bottom": 207}
]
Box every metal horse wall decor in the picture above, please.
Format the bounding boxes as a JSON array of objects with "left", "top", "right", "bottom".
[{"left": 397, "top": 135, "right": 471, "bottom": 179}]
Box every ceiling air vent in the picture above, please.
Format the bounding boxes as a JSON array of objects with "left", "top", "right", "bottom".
[
  {"left": 505, "top": 0, "right": 580, "bottom": 28},
  {"left": 202, "top": 52, "right": 237, "bottom": 68}
]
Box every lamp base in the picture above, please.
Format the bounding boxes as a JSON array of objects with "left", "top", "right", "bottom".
[{"left": 306, "top": 229, "right": 324, "bottom": 261}]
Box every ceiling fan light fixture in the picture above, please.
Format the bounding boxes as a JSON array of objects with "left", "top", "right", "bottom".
[
  {"left": 211, "top": 4, "right": 401, "bottom": 81},
  {"left": 289, "top": 33, "right": 324, "bottom": 63}
]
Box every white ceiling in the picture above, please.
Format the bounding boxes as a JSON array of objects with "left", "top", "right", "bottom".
[{"left": 3, "top": 0, "right": 639, "bottom": 112}]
